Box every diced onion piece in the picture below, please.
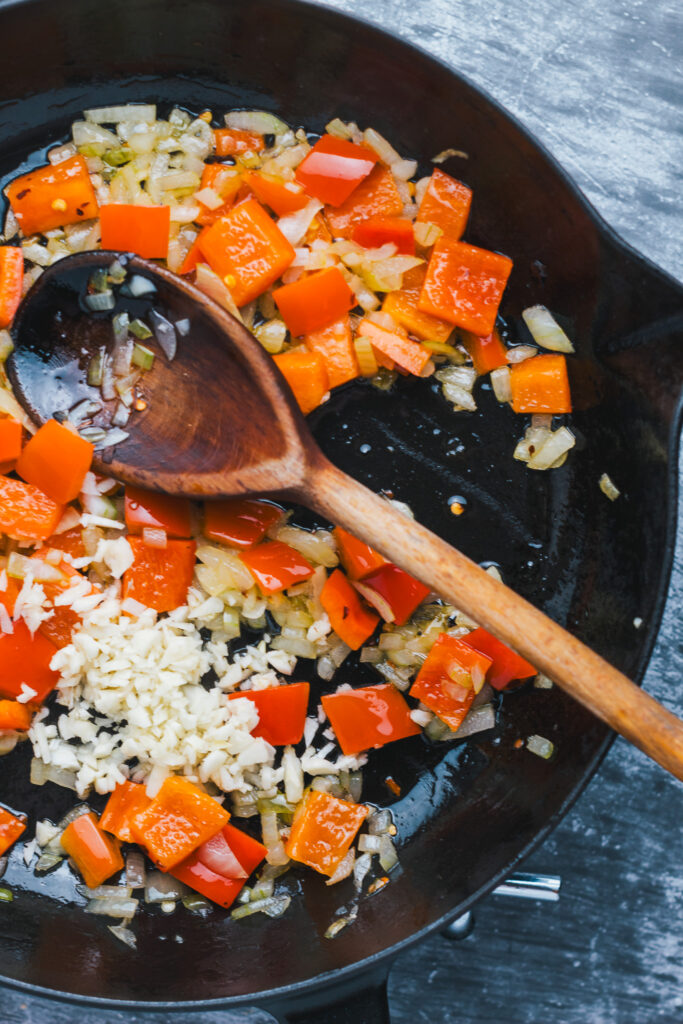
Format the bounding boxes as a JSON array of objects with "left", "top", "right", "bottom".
[
  {"left": 109, "top": 923, "right": 137, "bottom": 948},
  {"left": 378, "top": 834, "right": 398, "bottom": 872},
  {"left": 455, "top": 703, "right": 496, "bottom": 738},
  {"left": 253, "top": 318, "right": 287, "bottom": 354},
  {"left": 413, "top": 221, "right": 443, "bottom": 248},
  {"left": 282, "top": 746, "right": 304, "bottom": 805},
  {"left": 77, "top": 883, "right": 133, "bottom": 900},
  {"left": 225, "top": 110, "right": 289, "bottom": 136},
  {"left": 124, "top": 275, "right": 157, "bottom": 298},
  {"left": 277, "top": 199, "right": 323, "bottom": 246},
  {"left": 534, "top": 673, "right": 554, "bottom": 689},
  {"left": 125, "top": 850, "right": 147, "bottom": 889},
  {"left": 92, "top": 427, "right": 130, "bottom": 450},
  {"left": 522, "top": 305, "right": 575, "bottom": 353},
  {"left": 261, "top": 810, "right": 289, "bottom": 866},
  {"left": 354, "top": 336, "right": 379, "bottom": 377},
  {"left": 527, "top": 426, "right": 575, "bottom": 471},
  {"left": 149, "top": 309, "right": 177, "bottom": 361},
  {"left": 8, "top": 552, "right": 64, "bottom": 582},
  {"left": 194, "top": 263, "right": 244, "bottom": 322},
  {"left": 599, "top": 473, "right": 620, "bottom": 501},
  {"left": 325, "top": 848, "right": 355, "bottom": 886},
  {"left": 363, "top": 127, "right": 401, "bottom": 166},
  {"left": 84, "top": 291, "right": 115, "bottom": 312},
  {"left": 142, "top": 527, "right": 168, "bottom": 549},
  {"left": 432, "top": 147, "right": 468, "bottom": 163},
  {"left": 353, "top": 851, "right": 373, "bottom": 892},
  {"left": 526, "top": 734, "right": 555, "bottom": 759},
  {"left": 84, "top": 104, "right": 156, "bottom": 124},
  {"left": 325, "top": 117, "right": 354, "bottom": 140},
  {"left": 506, "top": 345, "right": 537, "bottom": 364},
  {"left": 358, "top": 833, "right": 381, "bottom": 854},
  {"left": 86, "top": 897, "right": 139, "bottom": 917},
  {"left": 231, "top": 894, "right": 291, "bottom": 920},
  {"left": 367, "top": 810, "right": 392, "bottom": 836},
  {"left": 194, "top": 187, "right": 224, "bottom": 210},
  {"left": 49, "top": 142, "right": 77, "bottom": 165},
  {"left": 491, "top": 366, "right": 512, "bottom": 403},
  {"left": 144, "top": 871, "right": 187, "bottom": 903}
]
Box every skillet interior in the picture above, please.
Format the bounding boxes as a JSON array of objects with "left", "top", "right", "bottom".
[{"left": 0, "top": 0, "right": 682, "bottom": 1007}]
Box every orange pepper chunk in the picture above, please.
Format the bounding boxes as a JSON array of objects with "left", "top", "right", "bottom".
[
  {"left": 416, "top": 168, "right": 472, "bottom": 240},
  {"left": 244, "top": 171, "right": 309, "bottom": 216},
  {"left": 357, "top": 317, "right": 432, "bottom": 376},
  {"left": 124, "top": 485, "right": 192, "bottom": 539},
  {"left": 381, "top": 264, "right": 453, "bottom": 344},
  {"left": 44, "top": 526, "right": 87, "bottom": 560},
  {"left": 122, "top": 538, "right": 196, "bottom": 613},
  {"left": 418, "top": 240, "right": 513, "bottom": 336},
  {"left": 273, "top": 266, "right": 354, "bottom": 338},
  {"left": 324, "top": 165, "right": 403, "bottom": 238},
  {"left": 204, "top": 497, "right": 282, "bottom": 548},
  {"left": 100, "top": 781, "right": 152, "bottom": 843},
  {"left": 99, "top": 204, "right": 170, "bottom": 260},
  {"left": 462, "top": 627, "right": 536, "bottom": 691},
  {"left": 241, "top": 540, "right": 314, "bottom": 594},
  {"left": 352, "top": 216, "right": 415, "bottom": 255},
  {"left": 285, "top": 790, "right": 368, "bottom": 876},
  {"left": 410, "top": 633, "right": 492, "bottom": 732},
  {"left": 131, "top": 775, "right": 230, "bottom": 871},
  {"left": 195, "top": 164, "right": 243, "bottom": 226},
  {"left": 0, "top": 418, "right": 22, "bottom": 463},
  {"left": 214, "top": 128, "right": 265, "bottom": 157},
  {"left": 322, "top": 683, "right": 420, "bottom": 755},
  {"left": 320, "top": 569, "right": 380, "bottom": 650},
  {"left": 462, "top": 328, "right": 508, "bottom": 375},
  {"left": 0, "top": 473, "right": 63, "bottom": 541},
  {"left": 0, "top": 700, "right": 33, "bottom": 731},
  {"left": 6, "top": 155, "right": 98, "bottom": 236},
  {"left": 0, "top": 807, "right": 26, "bottom": 857},
  {"left": 509, "top": 353, "right": 572, "bottom": 414},
  {"left": 0, "top": 248, "right": 24, "bottom": 329},
  {"left": 17, "top": 419, "right": 93, "bottom": 505},
  {"left": 198, "top": 198, "right": 295, "bottom": 305},
  {"left": 61, "top": 812, "right": 124, "bottom": 889},
  {"left": 333, "top": 526, "right": 386, "bottom": 580},
  {"left": 304, "top": 315, "right": 359, "bottom": 389},
  {"left": 0, "top": 588, "right": 59, "bottom": 703},
  {"left": 273, "top": 349, "right": 330, "bottom": 415},
  {"left": 295, "top": 135, "right": 377, "bottom": 206},
  {"left": 227, "top": 682, "right": 310, "bottom": 745}
]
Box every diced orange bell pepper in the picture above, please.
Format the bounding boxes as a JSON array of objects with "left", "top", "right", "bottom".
[
  {"left": 0, "top": 418, "right": 22, "bottom": 464},
  {"left": 171, "top": 821, "right": 266, "bottom": 909},
  {"left": 462, "top": 329, "right": 508, "bottom": 375},
  {"left": 122, "top": 538, "right": 196, "bottom": 612},
  {"left": 0, "top": 806, "right": 26, "bottom": 856},
  {"left": 244, "top": 171, "right": 309, "bottom": 216},
  {"left": 195, "top": 164, "right": 243, "bottom": 226},
  {"left": 241, "top": 540, "right": 314, "bottom": 594},
  {"left": 131, "top": 775, "right": 230, "bottom": 871},
  {"left": 44, "top": 526, "right": 86, "bottom": 560},
  {"left": 28, "top": 555, "right": 96, "bottom": 650},
  {"left": 352, "top": 216, "right": 415, "bottom": 255},
  {"left": 227, "top": 682, "right": 310, "bottom": 746},
  {"left": 304, "top": 315, "right": 359, "bottom": 389},
  {"left": 99, "top": 203, "right": 170, "bottom": 260},
  {"left": 273, "top": 266, "right": 354, "bottom": 338},
  {"left": 410, "top": 633, "right": 492, "bottom": 731},
  {"left": 295, "top": 135, "right": 377, "bottom": 206},
  {"left": 509, "top": 353, "right": 572, "bottom": 414},
  {"left": 322, "top": 683, "right": 420, "bottom": 755},
  {"left": 204, "top": 497, "right": 282, "bottom": 548},
  {"left": 462, "top": 627, "right": 537, "bottom": 690},
  {"left": 100, "top": 780, "right": 152, "bottom": 843},
  {"left": 416, "top": 168, "right": 472, "bottom": 240},
  {"left": 285, "top": 790, "right": 368, "bottom": 876},
  {"left": 273, "top": 349, "right": 329, "bottom": 415},
  {"left": 0, "top": 248, "right": 24, "bottom": 329},
  {"left": 418, "top": 240, "right": 513, "bottom": 336},
  {"left": 320, "top": 569, "right": 380, "bottom": 650},
  {"left": 214, "top": 128, "right": 265, "bottom": 157},
  {"left": 6, "top": 155, "right": 98, "bottom": 236},
  {"left": 357, "top": 317, "right": 432, "bottom": 376},
  {"left": 61, "top": 812, "right": 124, "bottom": 889},
  {"left": 0, "top": 473, "right": 63, "bottom": 541},
  {"left": 356, "top": 564, "right": 430, "bottom": 625},
  {"left": 325, "top": 165, "right": 403, "bottom": 238},
  {"left": 0, "top": 589, "right": 59, "bottom": 703},
  {"left": 124, "top": 486, "right": 192, "bottom": 539},
  {"left": 333, "top": 526, "right": 386, "bottom": 580},
  {"left": 0, "top": 700, "right": 33, "bottom": 731},
  {"left": 381, "top": 265, "right": 453, "bottom": 343},
  {"left": 198, "top": 198, "right": 295, "bottom": 305},
  {"left": 17, "top": 419, "right": 93, "bottom": 505}
]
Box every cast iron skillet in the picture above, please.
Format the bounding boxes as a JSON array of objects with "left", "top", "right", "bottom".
[{"left": 0, "top": 0, "right": 682, "bottom": 1020}]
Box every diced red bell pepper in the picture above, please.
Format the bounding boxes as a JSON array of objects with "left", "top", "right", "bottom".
[
  {"left": 6, "top": 155, "right": 98, "bottom": 236},
  {"left": 410, "top": 633, "right": 492, "bottom": 732},
  {"left": 357, "top": 316, "right": 432, "bottom": 377},
  {"left": 44, "top": 526, "right": 87, "bottom": 560},
  {"left": 273, "top": 349, "right": 330, "bottom": 415},
  {"left": 100, "top": 780, "right": 152, "bottom": 843},
  {"left": 295, "top": 135, "right": 377, "bottom": 206},
  {"left": 418, "top": 240, "right": 513, "bottom": 336},
  {"left": 0, "top": 700, "right": 33, "bottom": 731},
  {"left": 356, "top": 564, "right": 430, "bottom": 625},
  {"left": 241, "top": 541, "right": 314, "bottom": 594},
  {"left": 462, "top": 627, "right": 536, "bottom": 690},
  {"left": 320, "top": 569, "right": 379, "bottom": 650},
  {"left": 381, "top": 265, "right": 453, "bottom": 343},
  {"left": 99, "top": 204, "right": 170, "bottom": 260},
  {"left": 124, "top": 485, "right": 192, "bottom": 539},
  {"left": 0, "top": 418, "right": 22, "bottom": 464},
  {"left": 322, "top": 683, "right": 420, "bottom": 755},
  {"left": 0, "top": 588, "right": 59, "bottom": 703},
  {"left": 0, "top": 248, "right": 24, "bottom": 329},
  {"left": 416, "top": 168, "right": 472, "bottom": 241},
  {"left": 17, "top": 418, "right": 93, "bottom": 505},
  {"left": 227, "top": 682, "right": 310, "bottom": 745},
  {"left": 286, "top": 790, "right": 368, "bottom": 876},
  {"left": 131, "top": 775, "right": 230, "bottom": 871},
  {"left": 304, "top": 315, "right": 359, "bottom": 389},
  {"left": 171, "top": 822, "right": 267, "bottom": 909},
  {"left": 0, "top": 806, "right": 26, "bottom": 856},
  {"left": 61, "top": 812, "right": 124, "bottom": 889},
  {"left": 273, "top": 266, "right": 355, "bottom": 338},
  {"left": 204, "top": 498, "right": 282, "bottom": 549},
  {"left": 0, "top": 474, "right": 63, "bottom": 541},
  {"left": 214, "top": 128, "right": 265, "bottom": 157},
  {"left": 352, "top": 216, "right": 415, "bottom": 255},
  {"left": 244, "top": 171, "right": 309, "bottom": 216},
  {"left": 509, "top": 354, "right": 572, "bottom": 414},
  {"left": 333, "top": 526, "right": 386, "bottom": 580},
  {"left": 122, "top": 538, "right": 196, "bottom": 612},
  {"left": 462, "top": 329, "right": 508, "bottom": 375},
  {"left": 324, "top": 165, "right": 403, "bottom": 238}
]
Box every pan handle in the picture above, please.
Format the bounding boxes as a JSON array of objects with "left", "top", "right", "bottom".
[{"left": 266, "top": 972, "right": 391, "bottom": 1024}]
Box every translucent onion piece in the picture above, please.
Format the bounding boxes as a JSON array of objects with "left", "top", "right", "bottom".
[
  {"left": 149, "top": 309, "right": 177, "bottom": 361},
  {"left": 526, "top": 734, "right": 555, "bottom": 759},
  {"left": 527, "top": 426, "right": 575, "bottom": 471},
  {"left": 325, "top": 847, "right": 355, "bottom": 886},
  {"left": 599, "top": 473, "right": 620, "bottom": 501},
  {"left": 225, "top": 110, "right": 289, "bottom": 136},
  {"left": 231, "top": 893, "right": 292, "bottom": 920},
  {"left": 200, "top": 830, "right": 246, "bottom": 879},
  {"left": 455, "top": 703, "right": 496, "bottom": 739},
  {"left": 378, "top": 834, "right": 399, "bottom": 872},
  {"left": 522, "top": 305, "right": 575, "bottom": 353},
  {"left": 86, "top": 897, "right": 139, "bottom": 917},
  {"left": 490, "top": 366, "right": 512, "bottom": 403},
  {"left": 144, "top": 871, "right": 187, "bottom": 903},
  {"left": 125, "top": 850, "right": 147, "bottom": 889},
  {"left": 109, "top": 923, "right": 137, "bottom": 948},
  {"left": 84, "top": 104, "right": 156, "bottom": 124}
]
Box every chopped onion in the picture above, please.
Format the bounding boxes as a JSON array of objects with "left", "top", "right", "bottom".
[
  {"left": 367, "top": 809, "right": 392, "bottom": 835},
  {"left": 92, "top": 427, "right": 130, "bottom": 450},
  {"left": 109, "top": 923, "right": 137, "bottom": 948},
  {"left": 175, "top": 318, "right": 190, "bottom": 336},
  {"left": 261, "top": 810, "right": 289, "bottom": 866},
  {"left": 84, "top": 104, "right": 156, "bottom": 124},
  {"left": 325, "top": 909, "right": 358, "bottom": 939},
  {"left": 68, "top": 398, "right": 101, "bottom": 426},
  {"left": 432, "top": 147, "right": 468, "bottom": 163},
  {"left": 599, "top": 473, "right": 620, "bottom": 501},
  {"left": 125, "top": 274, "right": 157, "bottom": 298},
  {"left": 526, "top": 734, "right": 555, "bottom": 759},
  {"left": 149, "top": 309, "right": 177, "bottom": 361},
  {"left": 231, "top": 893, "right": 292, "bottom": 920},
  {"left": 277, "top": 200, "right": 323, "bottom": 246},
  {"left": 534, "top": 673, "right": 554, "bottom": 689},
  {"left": 84, "top": 290, "right": 115, "bottom": 312},
  {"left": 282, "top": 746, "right": 304, "bottom": 805},
  {"left": 455, "top": 703, "right": 496, "bottom": 738},
  {"left": 87, "top": 897, "right": 139, "bottom": 917},
  {"left": 325, "top": 848, "right": 355, "bottom": 886},
  {"left": 413, "top": 221, "right": 443, "bottom": 247},
  {"left": 253, "top": 318, "right": 287, "bottom": 354},
  {"left": 144, "top": 871, "right": 187, "bottom": 903},
  {"left": 527, "top": 426, "right": 575, "bottom": 471},
  {"left": 112, "top": 402, "right": 131, "bottom": 428},
  {"left": 142, "top": 527, "right": 168, "bottom": 549},
  {"left": 125, "top": 850, "right": 146, "bottom": 889},
  {"left": 378, "top": 833, "right": 399, "bottom": 872},
  {"left": 522, "top": 305, "right": 575, "bottom": 353},
  {"left": 194, "top": 263, "right": 243, "bottom": 322},
  {"left": 77, "top": 883, "right": 132, "bottom": 900},
  {"left": 225, "top": 110, "right": 289, "bottom": 136},
  {"left": 506, "top": 344, "right": 537, "bottom": 364},
  {"left": 490, "top": 366, "right": 512, "bottom": 403},
  {"left": 199, "top": 830, "right": 247, "bottom": 878},
  {"left": 353, "top": 851, "right": 372, "bottom": 892},
  {"left": 358, "top": 834, "right": 381, "bottom": 854},
  {"left": 49, "top": 142, "right": 77, "bottom": 165}
]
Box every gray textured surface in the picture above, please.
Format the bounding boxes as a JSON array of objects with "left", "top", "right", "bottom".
[{"left": 5, "top": 0, "right": 683, "bottom": 1020}]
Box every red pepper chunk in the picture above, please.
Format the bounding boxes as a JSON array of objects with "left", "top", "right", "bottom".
[
  {"left": 0, "top": 807, "right": 26, "bottom": 857},
  {"left": 418, "top": 240, "right": 513, "bottom": 336},
  {"left": 100, "top": 781, "right": 152, "bottom": 843},
  {"left": 416, "top": 168, "right": 472, "bottom": 241},
  {"left": 325, "top": 165, "right": 403, "bottom": 238},
  {"left": 131, "top": 775, "right": 230, "bottom": 871},
  {"left": 285, "top": 790, "right": 368, "bottom": 876},
  {"left": 0, "top": 588, "right": 59, "bottom": 703},
  {"left": 462, "top": 627, "right": 536, "bottom": 690},
  {"left": 295, "top": 135, "right": 377, "bottom": 206},
  {"left": 61, "top": 812, "right": 124, "bottom": 889},
  {"left": 122, "top": 538, "right": 196, "bottom": 612},
  {"left": 320, "top": 569, "right": 379, "bottom": 650},
  {"left": 204, "top": 498, "right": 282, "bottom": 548},
  {"left": 333, "top": 526, "right": 386, "bottom": 580},
  {"left": 241, "top": 541, "right": 314, "bottom": 594},
  {"left": 172, "top": 822, "right": 267, "bottom": 909},
  {"left": 352, "top": 216, "right": 415, "bottom": 255},
  {"left": 99, "top": 204, "right": 170, "bottom": 260},
  {"left": 410, "top": 633, "right": 492, "bottom": 732},
  {"left": 6, "top": 155, "right": 98, "bottom": 236},
  {"left": 322, "top": 684, "right": 420, "bottom": 755},
  {"left": 509, "top": 354, "right": 572, "bottom": 414},
  {"left": 0, "top": 418, "right": 22, "bottom": 464},
  {"left": 273, "top": 266, "right": 354, "bottom": 338},
  {"left": 124, "top": 485, "right": 192, "bottom": 539},
  {"left": 227, "top": 682, "right": 310, "bottom": 746},
  {"left": 356, "top": 564, "right": 430, "bottom": 625},
  {"left": 462, "top": 329, "right": 508, "bottom": 375},
  {"left": 0, "top": 248, "right": 24, "bottom": 329},
  {"left": 17, "top": 418, "right": 93, "bottom": 505},
  {"left": 214, "top": 128, "right": 265, "bottom": 157}
]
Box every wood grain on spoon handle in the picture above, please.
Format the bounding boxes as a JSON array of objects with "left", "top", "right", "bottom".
[{"left": 302, "top": 458, "right": 683, "bottom": 781}]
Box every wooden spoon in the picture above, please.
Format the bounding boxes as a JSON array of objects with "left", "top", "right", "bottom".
[{"left": 9, "top": 251, "right": 683, "bottom": 780}]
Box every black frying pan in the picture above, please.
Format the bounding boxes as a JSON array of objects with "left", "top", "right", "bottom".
[{"left": 0, "top": 0, "right": 682, "bottom": 1020}]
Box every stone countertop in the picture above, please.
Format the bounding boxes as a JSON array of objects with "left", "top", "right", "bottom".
[{"left": 5, "top": 0, "right": 683, "bottom": 1020}]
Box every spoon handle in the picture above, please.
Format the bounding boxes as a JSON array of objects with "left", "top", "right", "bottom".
[{"left": 301, "top": 458, "right": 683, "bottom": 782}]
